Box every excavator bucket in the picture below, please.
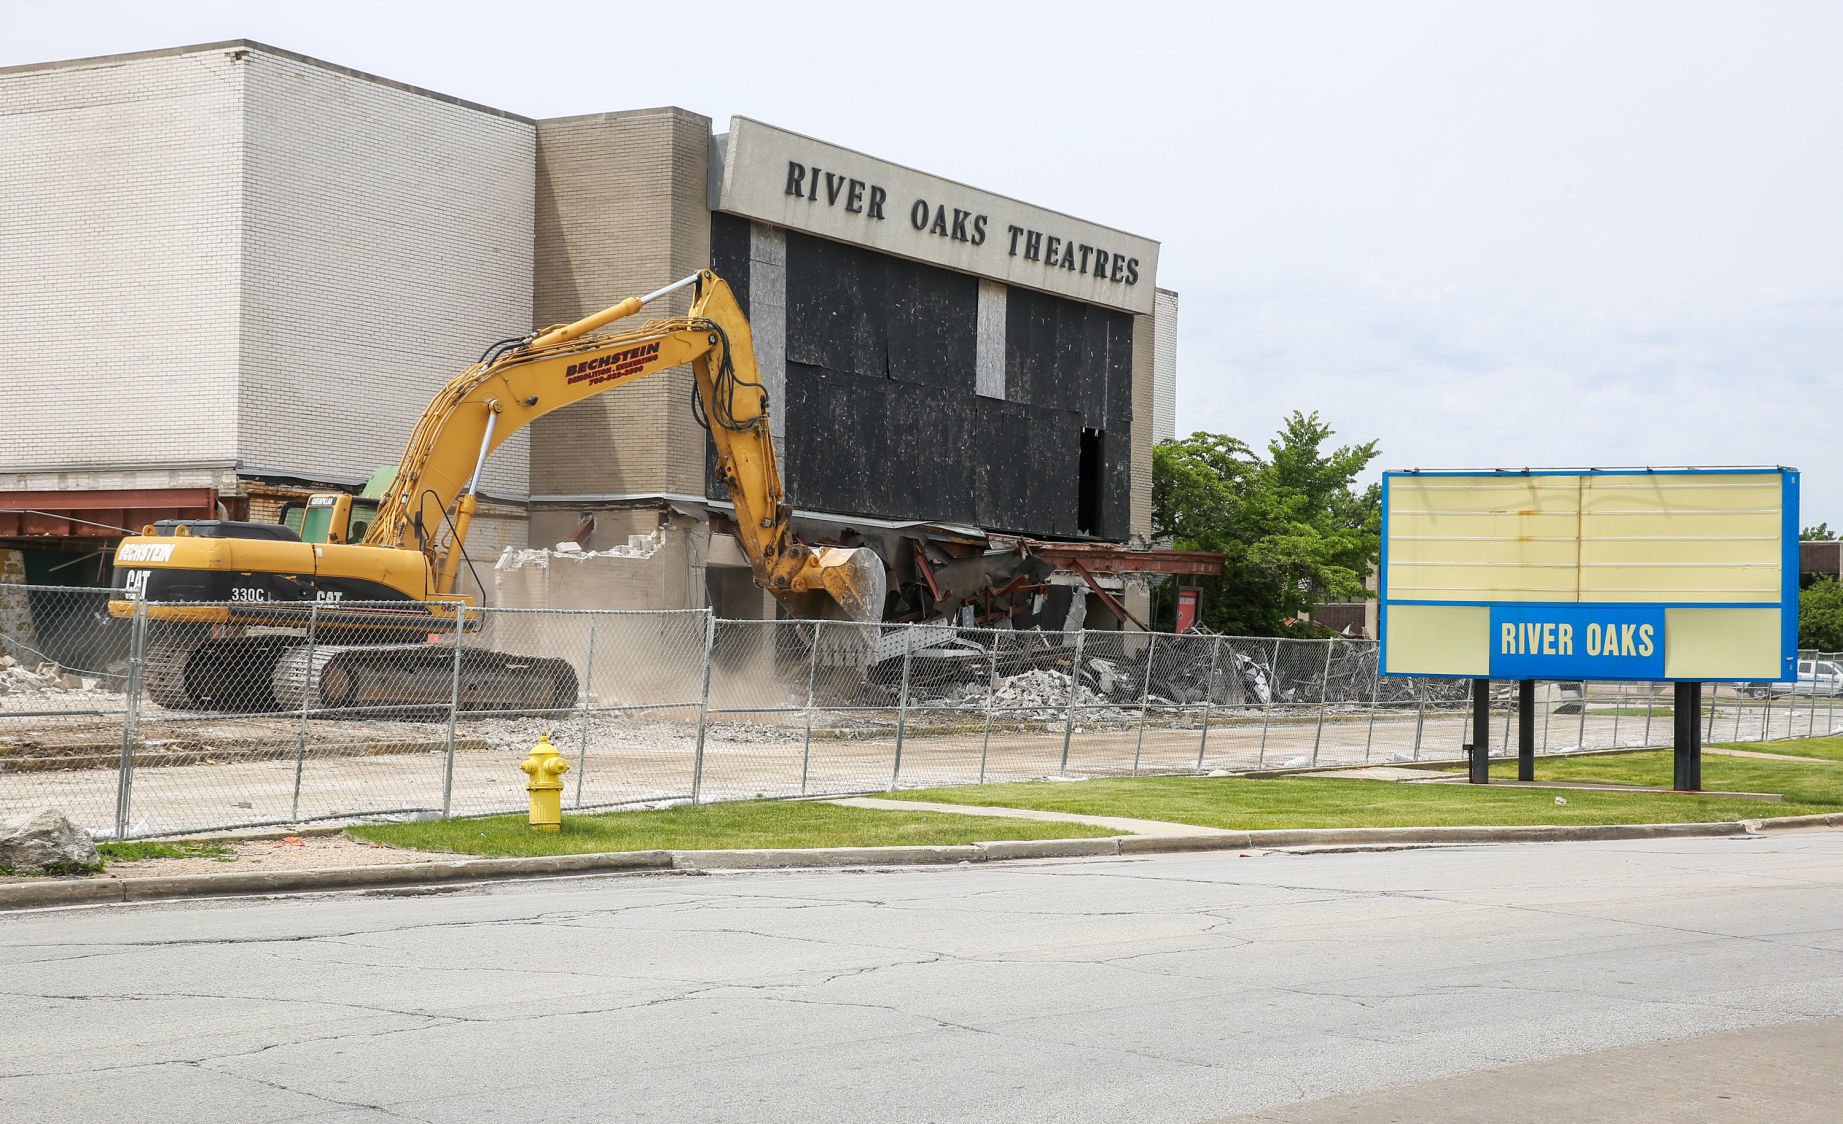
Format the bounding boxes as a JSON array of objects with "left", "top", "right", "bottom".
[
  {"left": 814, "top": 546, "right": 887, "bottom": 624},
  {"left": 786, "top": 546, "right": 888, "bottom": 625}
]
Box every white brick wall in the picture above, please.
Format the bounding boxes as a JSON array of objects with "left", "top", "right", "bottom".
[
  {"left": 1153, "top": 288, "right": 1179, "bottom": 444},
  {"left": 0, "top": 50, "right": 245, "bottom": 470},
  {"left": 0, "top": 44, "right": 538, "bottom": 511},
  {"left": 239, "top": 50, "right": 536, "bottom": 497}
]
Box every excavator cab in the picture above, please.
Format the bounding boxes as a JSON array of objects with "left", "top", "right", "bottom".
[
  {"left": 299, "top": 494, "right": 352, "bottom": 544},
  {"left": 294, "top": 494, "right": 382, "bottom": 545},
  {"left": 288, "top": 467, "right": 394, "bottom": 545}
]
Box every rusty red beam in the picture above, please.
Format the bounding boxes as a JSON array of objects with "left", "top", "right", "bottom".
[
  {"left": 1067, "top": 558, "right": 1153, "bottom": 631},
  {"left": 0, "top": 488, "right": 217, "bottom": 539},
  {"left": 1028, "top": 541, "right": 1224, "bottom": 576}
]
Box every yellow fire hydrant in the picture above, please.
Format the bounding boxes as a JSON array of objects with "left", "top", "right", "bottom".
[{"left": 519, "top": 732, "right": 570, "bottom": 832}]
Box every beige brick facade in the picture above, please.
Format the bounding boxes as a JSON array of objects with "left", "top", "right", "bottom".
[{"left": 530, "top": 109, "right": 713, "bottom": 500}]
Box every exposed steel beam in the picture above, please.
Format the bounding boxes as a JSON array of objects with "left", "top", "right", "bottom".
[
  {"left": 0, "top": 488, "right": 218, "bottom": 540},
  {"left": 1027, "top": 541, "right": 1224, "bottom": 576},
  {"left": 1068, "top": 558, "right": 1153, "bottom": 631}
]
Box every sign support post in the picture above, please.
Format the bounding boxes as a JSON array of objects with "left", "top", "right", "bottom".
[
  {"left": 1673, "top": 681, "right": 1703, "bottom": 791},
  {"left": 1517, "top": 680, "right": 1536, "bottom": 781},
  {"left": 1468, "top": 679, "right": 1491, "bottom": 784}
]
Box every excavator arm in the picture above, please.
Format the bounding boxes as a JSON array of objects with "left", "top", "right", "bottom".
[
  {"left": 105, "top": 269, "right": 881, "bottom": 714},
  {"left": 368, "top": 270, "right": 884, "bottom": 621}
]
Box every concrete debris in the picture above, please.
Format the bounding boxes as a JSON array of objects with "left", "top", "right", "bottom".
[
  {"left": 925, "top": 667, "right": 1127, "bottom": 722},
  {"left": 0, "top": 655, "right": 105, "bottom": 698},
  {"left": 495, "top": 529, "right": 664, "bottom": 571},
  {"left": 1281, "top": 755, "right": 1311, "bottom": 769},
  {"left": 1088, "top": 658, "right": 1132, "bottom": 696},
  {"left": 0, "top": 808, "right": 101, "bottom": 874}
]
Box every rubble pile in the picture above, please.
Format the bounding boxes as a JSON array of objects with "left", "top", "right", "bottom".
[
  {"left": 0, "top": 655, "right": 107, "bottom": 699},
  {"left": 930, "top": 668, "right": 1129, "bottom": 723}
]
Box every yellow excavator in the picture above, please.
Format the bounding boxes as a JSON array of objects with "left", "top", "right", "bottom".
[{"left": 107, "top": 270, "right": 886, "bottom": 712}]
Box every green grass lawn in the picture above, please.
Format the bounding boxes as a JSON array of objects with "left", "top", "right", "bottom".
[
  {"left": 1497, "top": 748, "right": 1843, "bottom": 805},
  {"left": 883, "top": 764, "right": 1836, "bottom": 831},
  {"left": 348, "top": 800, "right": 1122, "bottom": 858},
  {"left": 339, "top": 740, "right": 1843, "bottom": 858},
  {"left": 1713, "top": 735, "right": 1843, "bottom": 763}
]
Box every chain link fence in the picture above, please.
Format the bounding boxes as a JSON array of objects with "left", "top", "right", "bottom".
[{"left": 3, "top": 582, "right": 1836, "bottom": 840}]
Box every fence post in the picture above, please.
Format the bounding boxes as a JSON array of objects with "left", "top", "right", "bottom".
[
  {"left": 978, "top": 629, "right": 1001, "bottom": 784},
  {"left": 1820, "top": 655, "right": 1835, "bottom": 737},
  {"left": 1460, "top": 676, "right": 1473, "bottom": 759},
  {"left": 1575, "top": 682, "right": 1589, "bottom": 749},
  {"left": 1363, "top": 644, "right": 1381, "bottom": 763},
  {"left": 799, "top": 620, "right": 821, "bottom": 796},
  {"left": 890, "top": 624, "right": 915, "bottom": 790},
  {"left": 1257, "top": 637, "right": 1281, "bottom": 769},
  {"left": 1195, "top": 635, "right": 1221, "bottom": 770},
  {"left": 290, "top": 602, "right": 319, "bottom": 822},
  {"left": 572, "top": 617, "right": 596, "bottom": 809},
  {"left": 1131, "top": 632, "right": 1158, "bottom": 775},
  {"left": 1057, "top": 628, "right": 1087, "bottom": 775},
  {"left": 1413, "top": 678, "right": 1426, "bottom": 760},
  {"left": 690, "top": 611, "right": 717, "bottom": 805},
  {"left": 1310, "top": 640, "right": 1334, "bottom": 765},
  {"left": 113, "top": 600, "right": 148, "bottom": 842},
  {"left": 440, "top": 606, "right": 466, "bottom": 819}
]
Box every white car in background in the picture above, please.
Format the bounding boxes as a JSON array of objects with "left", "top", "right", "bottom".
[{"left": 1748, "top": 659, "right": 1843, "bottom": 698}]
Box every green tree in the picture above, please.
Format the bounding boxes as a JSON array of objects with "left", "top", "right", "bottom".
[
  {"left": 1153, "top": 412, "right": 1381, "bottom": 636},
  {"left": 1801, "top": 577, "right": 1843, "bottom": 651},
  {"left": 1801, "top": 523, "right": 1836, "bottom": 541}
]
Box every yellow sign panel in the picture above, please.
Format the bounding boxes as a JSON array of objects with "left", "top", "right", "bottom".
[{"left": 1381, "top": 469, "right": 1797, "bottom": 682}]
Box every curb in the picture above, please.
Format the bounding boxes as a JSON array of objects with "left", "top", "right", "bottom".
[{"left": 5, "top": 814, "right": 1841, "bottom": 911}]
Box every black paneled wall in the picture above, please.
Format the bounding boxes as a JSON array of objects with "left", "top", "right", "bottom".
[{"left": 708, "top": 218, "right": 1133, "bottom": 539}]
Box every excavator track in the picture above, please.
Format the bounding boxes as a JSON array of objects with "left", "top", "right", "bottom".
[
  {"left": 143, "top": 634, "right": 578, "bottom": 716},
  {"left": 271, "top": 643, "right": 578, "bottom": 716},
  {"left": 144, "top": 633, "right": 297, "bottom": 712}
]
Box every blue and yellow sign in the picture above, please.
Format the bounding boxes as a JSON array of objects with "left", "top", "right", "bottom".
[{"left": 1379, "top": 468, "right": 1798, "bottom": 683}]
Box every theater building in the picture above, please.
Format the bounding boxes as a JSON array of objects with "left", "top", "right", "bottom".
[{"left": 0, "top": 41, "right": 1189, "bottom": 627}]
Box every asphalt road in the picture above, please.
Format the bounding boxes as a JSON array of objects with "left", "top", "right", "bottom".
[{"left": 3, "top": 836, "right": 1841, "bottom": 1123}]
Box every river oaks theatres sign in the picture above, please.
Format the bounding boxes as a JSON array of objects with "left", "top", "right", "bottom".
[
  {"left": 711, "top": 117, "right": 1159, "bottom": 315},
  {"left": 1378, "top": 468, "right": 1800, "bottom": 684}
]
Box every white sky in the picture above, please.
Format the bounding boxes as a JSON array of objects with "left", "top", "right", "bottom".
[{"left": 10, "top": 0, "right": 1841, "bottom": 523}]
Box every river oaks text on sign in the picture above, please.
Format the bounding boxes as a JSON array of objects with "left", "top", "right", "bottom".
[
  {"left": 712, "top": 117, "right": 1160, "bottom": 315},
  {"left": 1378, "top": 469, "right": 1798, "bottom": 683}
]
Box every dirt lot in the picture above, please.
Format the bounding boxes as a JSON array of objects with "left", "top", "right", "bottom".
[{"left": 0, "top": 830, "right": 465, "bottom": 885}]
